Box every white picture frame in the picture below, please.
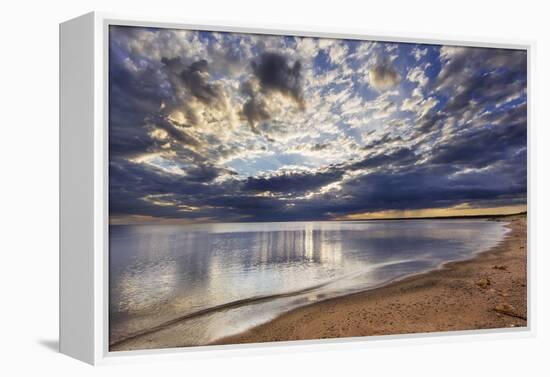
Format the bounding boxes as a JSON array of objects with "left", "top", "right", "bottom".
[{"left": 59, "top": 11, "right": 534, "bottom": 365}]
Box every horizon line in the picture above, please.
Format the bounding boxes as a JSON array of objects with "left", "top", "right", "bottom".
[{"left": 109, "top": 210, "right": 527, "bottom": 226}]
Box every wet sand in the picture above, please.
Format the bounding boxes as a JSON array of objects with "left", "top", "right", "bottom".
[{"left": 214, "top": 214, "right": 527, "bottom": 345}]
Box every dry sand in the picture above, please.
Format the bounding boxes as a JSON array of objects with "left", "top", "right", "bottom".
[{"left": 214, "top": 214, "right": 527, "bottom": 345}]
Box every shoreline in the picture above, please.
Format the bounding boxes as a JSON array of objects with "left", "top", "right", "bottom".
[{"left": 213, "top": 214, "right": 527, "bottom": 346}]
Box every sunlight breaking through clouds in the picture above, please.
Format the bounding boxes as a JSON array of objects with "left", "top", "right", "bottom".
[{"left": 109, "top": 26, "right": 527, "bottom": 223}]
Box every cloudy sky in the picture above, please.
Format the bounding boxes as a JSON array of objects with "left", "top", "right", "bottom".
[{"left": 109, "top": 25, "right": 527, "bottom": 224}]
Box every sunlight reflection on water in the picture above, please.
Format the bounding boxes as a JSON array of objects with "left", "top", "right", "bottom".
[{"left": 109, "top": 219, "right": 507, "bottom": 347}]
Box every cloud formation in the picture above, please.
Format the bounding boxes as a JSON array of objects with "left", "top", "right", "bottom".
[
  {"left": 252, "top": 52, "right": 305, "bottom": 108},
  {"left": 109, "top": 25, "right": 527, "bottom": 223},
  {"left": 368, "top": 59, "right": 401, "bottom": 91}
]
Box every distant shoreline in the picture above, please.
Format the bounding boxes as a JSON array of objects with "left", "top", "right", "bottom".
[
  {"left": 343, "top": 211, "right": 527, "bottom": 222},
  {"left": 213, "top": 214, "right": 527, "bottom": 346},
  {"left": 109, "top": 211, "right": 527, "bottom": 226}
]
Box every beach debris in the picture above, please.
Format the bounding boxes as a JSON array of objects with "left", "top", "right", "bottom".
[
  {"left": 493, "top": 303, "right": 527, "bottom": 321},
  {"left": 476, "top": 278, "right": 491, "bottom": 288},
  {"left": 493, "top": 265, "right": 508, "bottom": 271}
]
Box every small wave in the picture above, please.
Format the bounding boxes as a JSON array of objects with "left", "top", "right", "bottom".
[
  {"left": 110, "top": 258, "right": 437, "bottom": 347},
  {"left": 110, "top": 273, "right": 357, "bottom": 347}
]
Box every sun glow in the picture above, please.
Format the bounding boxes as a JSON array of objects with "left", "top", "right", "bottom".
[{"left": 335, "top": 204, "right": 527, "bottom": 220}]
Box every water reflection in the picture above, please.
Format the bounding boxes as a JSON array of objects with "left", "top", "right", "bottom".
[{"left": 109, "top": 219, "right": 506, "bottom": 347}]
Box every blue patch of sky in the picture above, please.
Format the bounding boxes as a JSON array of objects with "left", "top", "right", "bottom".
[
  {"left": 313, "top": 49, "right": 332, "bottom": 73},
  {"left": 424, "top": 45, "right": 443, "bottom": 80},
  {"left": 227, "top": 152, "right": 312, "bottom": 177}
]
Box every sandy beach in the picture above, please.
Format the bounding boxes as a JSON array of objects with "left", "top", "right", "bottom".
[{"left": 214, "top": 214, "right": 527, "bottom": 345}]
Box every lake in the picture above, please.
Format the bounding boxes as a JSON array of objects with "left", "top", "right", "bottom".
[{"left": 109, "top": 219, "right": 507, "bottom": 348}]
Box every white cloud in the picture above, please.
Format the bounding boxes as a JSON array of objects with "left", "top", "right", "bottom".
[
  {"left": 295, "top": 37, "right": 318, "bottom": 59},
  {"left": 406, "top": 66, "right": 429, "bottom": 88},
  {"left": 328, "top": 42, "right": 349, "bottom": 64},
  {"left": 411, "top": 47, "right": 428, "bottom": 61}
]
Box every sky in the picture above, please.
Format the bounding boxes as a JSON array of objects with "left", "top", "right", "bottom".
[{"left": 109, "top": 25, "right": 527, "bottom": 224}]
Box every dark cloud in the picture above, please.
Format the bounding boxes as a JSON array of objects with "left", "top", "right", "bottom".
[
  {"left": 146, "top": 115, "right": 200, "bottom": 147},
  {"left": 109, "top": 137, "right": 526, "bottom": 221},
  {"left": 436, "top": 48, "right": 526, "bottom": 91},
  {"left": 429, "top": 103, "right": 527, "bottom": 168},
  {"left": 351, "top": 147, "right": 417, "bottom": 170},
  {"left": 252, "top": 52, "right": 305, "bottom": 108},
  {"left": 369, "top": 59, "right": 401, "bottom": 91},
  {"left": 241, "top": 98, "right": 271, "bottom": 130},
  {"left": 413, "top": 112, "right": 446, "bottom": 134},
  {"left": 310, "top": 143, "right": 331, "bottom": 151},
  {"left": 109, "top": 157, "right": 239, "bottom": 220},
  {"left": 177, "top": 59, "right": 223, "bottom": 105},
  {"left": 243, "top": 169, "right": 345, "bottom": 194},
  {"left": 363, "top": 133, "right": 406, "bottom": 149},
  {"left": 331, "top": 164, "right": 525, "bottom": 216},
  {"left": 444, "top": 68, "right": 526, "bottom": 113},
  {"left": 239, "top": 59, "right": 305, "bottom": 136},
  {"left": 109, "top": 37, "right": 166, "bottom": 158},
  {"left": 435, "top": 47, "right": 527, "bottom": 113},
  {"left": 160, "top": 57, "right": 227, "bottom": 106},
  {"left": 184, "top": 164, "right": 236, "bottom": 183},
  {"left": 158, "top": 56, "right": 232, "bottom": 132},
  {"left": 239, "top": 81, "right": 271, "bottom": 130}
]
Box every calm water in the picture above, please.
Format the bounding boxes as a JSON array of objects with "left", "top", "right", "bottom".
[{"left": 109, "top": 219, "right": 507, "bottom": 347}]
